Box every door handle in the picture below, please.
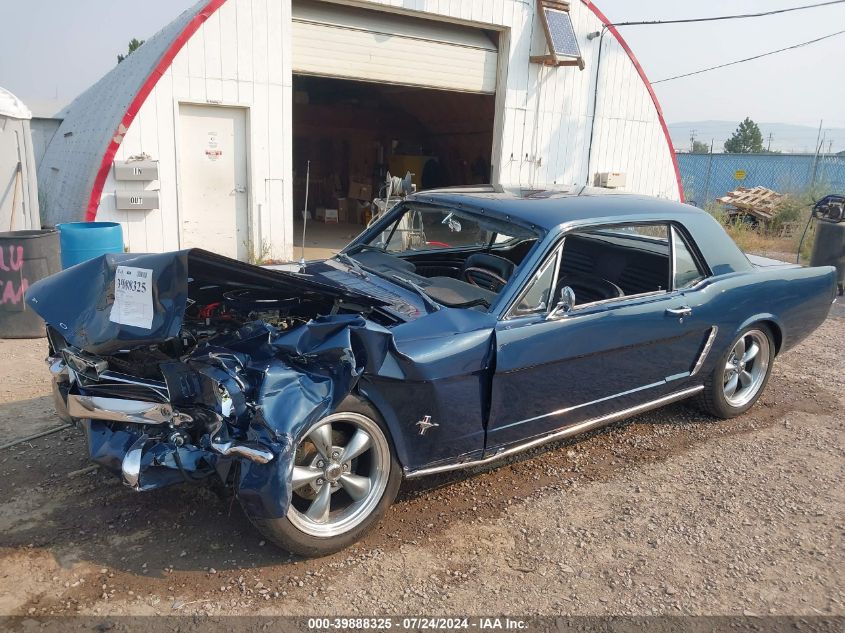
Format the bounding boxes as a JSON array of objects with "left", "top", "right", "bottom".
[
  {"left": 665, "top": 306, "right": 693, "bottom": 318},
  {"left": 232, "top": 185, "right": 247, "bottom": 194}
]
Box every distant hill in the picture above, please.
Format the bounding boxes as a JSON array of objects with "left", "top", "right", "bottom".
[{"left": 668, "top": 121, "right": 844, "bottom": 154}]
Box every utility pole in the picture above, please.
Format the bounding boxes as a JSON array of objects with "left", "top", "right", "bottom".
[
  {"left": 704, "top": 138, "right": 715, "bottom": 204},
  {"left": 689, "top": 128, "right": 698, "bottom": 152},
  {"left": 811, "top": 121, "right": 823, "bottom": 185},
  {"left": 766, "top": 132, "right": 774, "bottom": 152}
]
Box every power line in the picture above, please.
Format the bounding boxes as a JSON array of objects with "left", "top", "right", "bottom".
[
  {"left": 651, "top": 29, "right": 845, "bottom": 84},
  {"left": 611, "top": 0, "right": 845, "bottom": 27}
]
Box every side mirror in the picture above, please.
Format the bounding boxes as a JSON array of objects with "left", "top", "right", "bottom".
[{"left": 548, "top": 286, "right": 576, "bottom": 318}]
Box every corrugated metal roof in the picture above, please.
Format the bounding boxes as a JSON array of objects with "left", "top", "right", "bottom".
[{"left": 38, "top": 1, "right": 207, "bottom": 225}]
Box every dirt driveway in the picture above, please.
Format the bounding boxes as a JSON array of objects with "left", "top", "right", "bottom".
[{"left": 0, "top": 316, "right": 842, "bottom": 618}]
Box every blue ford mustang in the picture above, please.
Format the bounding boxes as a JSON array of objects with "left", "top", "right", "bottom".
[{"left": 28, "top": 187, "right": 837, "bottom": 556}]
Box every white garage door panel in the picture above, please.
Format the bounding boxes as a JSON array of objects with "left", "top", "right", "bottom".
[{"left": 292, "top": 2, "right": 498, "bottom": 94}]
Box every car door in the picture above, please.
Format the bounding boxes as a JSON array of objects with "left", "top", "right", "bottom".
[{"left": 486, "top": 222, "right": 714, "bottom": 450}]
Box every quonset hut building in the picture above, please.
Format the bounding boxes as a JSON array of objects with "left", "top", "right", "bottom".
[{"left": 38, "top": 0, "right": 682, "bottom": 261}]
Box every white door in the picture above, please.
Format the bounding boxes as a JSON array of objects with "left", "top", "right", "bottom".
[{"left": 178, "top": 104, "right": 249, "bottom": 260}]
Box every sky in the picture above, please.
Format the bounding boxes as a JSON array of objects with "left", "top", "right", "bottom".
[{"left": 1, "top": 0, "right": 844, "bottom": 129}]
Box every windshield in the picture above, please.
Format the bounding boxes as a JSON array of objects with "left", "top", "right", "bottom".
[
  {"left": 339, "top": 202, "right": 544, "bottom": 313},
  {"left": 356, "top": 203, "right": 539, "bottom": 255}
]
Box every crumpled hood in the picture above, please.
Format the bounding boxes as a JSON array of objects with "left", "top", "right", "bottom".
[
  {"left": 25, "top": 248, "right": 387, "bottom": 355},
  {"left": 26, "top": 248, "right": 410, "bottom": 521}
]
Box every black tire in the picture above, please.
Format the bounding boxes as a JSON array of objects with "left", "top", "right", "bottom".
[
  {"left": 695, "top": 324, "right": 775, "bottom": 419},
  {"left": 244, "top": 395, "right": 401, "bottom": 557}
]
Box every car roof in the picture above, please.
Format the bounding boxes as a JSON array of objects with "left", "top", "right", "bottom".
[{"left": 408, "top": 186, "right": 704, "bottom": 232}]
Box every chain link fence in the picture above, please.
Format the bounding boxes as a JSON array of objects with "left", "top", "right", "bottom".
[{"left": 677, "top": 152, "right": 845, "bottom": 208}]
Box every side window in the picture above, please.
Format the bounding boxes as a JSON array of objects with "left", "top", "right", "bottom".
[
  {"left": 556, "top": 223, "right": 670, "bottom": 307},
  {"left": 672, "top": 228, "right": 707, "bottom": 289},
  {"left": 510, "top": 248, "right": 559, "bottom": 316}
]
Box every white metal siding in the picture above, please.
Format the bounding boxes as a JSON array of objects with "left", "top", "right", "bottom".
[
  {"left": 0, "top": 117, "right": 41, "bottom": 231},
  {"left": 291, "top": 1, "right": 498, "bottom": 93},
  {"left": 38, "top": 0, "right": 681, "bottom": 261},
  {"left": 351, "top": 0, "right": 679, "bottom": 199},
  {"left": 37, "top": 2, "right": 204, "bottom": 228},
  {"left": 94, "top": 0, "right": 293, "bottom": 260}
]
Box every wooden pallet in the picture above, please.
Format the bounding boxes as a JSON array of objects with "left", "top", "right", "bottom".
[{"left": 717, "top": 186, "right": 785, "bottom": 221}]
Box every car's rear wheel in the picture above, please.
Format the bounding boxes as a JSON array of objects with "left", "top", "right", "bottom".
[
  {"left": 247, "top": 397, "right": 401, "bottom": 557},
  {"left": 696, "top": 325, "right": 775, "bottom": 419}
]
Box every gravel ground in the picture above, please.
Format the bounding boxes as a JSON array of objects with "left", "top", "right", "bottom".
[{"left": 0, "top": 315, "right": 842, "bottom": 618}]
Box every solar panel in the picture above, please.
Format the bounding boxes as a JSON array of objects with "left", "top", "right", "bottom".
[{"left": 544, "top": 8, "right": 581, "bottom": 58}]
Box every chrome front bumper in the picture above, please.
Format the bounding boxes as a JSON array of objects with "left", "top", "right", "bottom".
[
  {"left": 67, "top": 394, "right": 177, "bottom": 425},
  {"left": 49, "top": 355, "right": 274, "bottom": 490}
]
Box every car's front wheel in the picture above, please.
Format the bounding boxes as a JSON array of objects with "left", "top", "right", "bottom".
[
  {"left": 696, "top": 325, "right": 775, "bottom": 419},
  {"left": 247, "top": 397, "right": 401, "bottom": 557}
]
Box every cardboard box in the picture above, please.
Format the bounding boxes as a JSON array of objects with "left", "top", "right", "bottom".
[
  {"left": 315, "top": 207, "right": 338, "bottom": 223},
  {"left": 348, "top": 180, "right": 372, "bottom": 201}
]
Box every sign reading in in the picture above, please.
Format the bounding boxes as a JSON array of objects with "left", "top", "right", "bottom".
[{"left": 114, "top": 160, "right": 159, "bottom": 181}]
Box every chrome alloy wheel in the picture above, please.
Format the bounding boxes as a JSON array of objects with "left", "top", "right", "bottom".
[
  {"left": 287, "top": 412, "right": 391, "bottom": 538},
  {"left": 723, "top": 329, "right": 770, "bottom": 408}
]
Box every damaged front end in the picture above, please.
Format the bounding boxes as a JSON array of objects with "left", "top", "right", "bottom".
[
  {"left": 28, "top": 249, "right": 399, "bottom": 520},
  {"left": 50, "top": 332, "right": 275, "bottom": 491}
]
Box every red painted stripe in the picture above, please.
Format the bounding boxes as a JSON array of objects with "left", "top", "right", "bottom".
[
  {"left": 86, "top": 0, "right": 683, "bottom": 218},
  {"left": 581, "top": 1, "right": 685, "bottom": 202},
  {"left": 85, "top": 0, "right": 229, "bottom": 221}
]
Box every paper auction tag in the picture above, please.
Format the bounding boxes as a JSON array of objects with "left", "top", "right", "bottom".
[{"left": 110, "top": 266, "right": 154, "bottom": 330}]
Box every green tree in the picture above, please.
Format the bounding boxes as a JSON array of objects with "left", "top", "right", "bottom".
[
  {"left": 117, "top": 38, "right": 145, "bottom": 64},
  {"left": 691, "top": 140, "right": 711, "bottom": 154},
  {"left": 724, "top": 118, "right": 764, "bottom": 153}
]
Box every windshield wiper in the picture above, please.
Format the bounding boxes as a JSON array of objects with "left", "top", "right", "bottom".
[
  {"left": 391, "top": 275, "right": 441, "bottom": 313},
  {"left": 333, "top": 252, "right": 368, "bottom": 279}
]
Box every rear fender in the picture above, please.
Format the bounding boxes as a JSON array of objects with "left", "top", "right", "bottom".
[{"left": 735, "top": 312, "right": 784, "bottom": 353}]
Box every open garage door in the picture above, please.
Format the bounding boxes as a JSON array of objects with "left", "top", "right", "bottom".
[{"left": 292, "top": 0, "right": 498, "bottom": 94}]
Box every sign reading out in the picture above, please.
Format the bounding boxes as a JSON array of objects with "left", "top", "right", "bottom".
[{"left": 115, "top": 190, "right": 160, "bottom": 211}]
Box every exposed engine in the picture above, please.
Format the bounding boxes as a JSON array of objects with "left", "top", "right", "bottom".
[
  {"left": 46, "top": 280, "right": 366, "bottom": 489},
  {"left": 31, "top": 248, "right": 399, "bottom": 509},
  {"left": 103, "top": 287, "right": 319, "bottom": 379}
]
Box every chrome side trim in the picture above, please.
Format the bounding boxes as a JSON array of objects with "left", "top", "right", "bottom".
[
  {"left": 68, "top": 395, "right": 174, "bottom": 425},
  {"left": 690, "top": 326, "right": 719, "bottom": 377},
  {"left": 404, "top": 385, "right": 704, "bottom": 479},
  {"left": 499, "top": 379, "right": 668, "bottom": 431}
]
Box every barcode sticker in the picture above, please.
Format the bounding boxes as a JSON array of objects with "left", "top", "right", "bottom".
[{"left": 109, "top": 266, "right": 154, "bottom": 330}]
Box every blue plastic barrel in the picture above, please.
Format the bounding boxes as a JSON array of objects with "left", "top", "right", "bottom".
[{"left": 57, "top": 222, "right": 124, "bottom": 269}]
